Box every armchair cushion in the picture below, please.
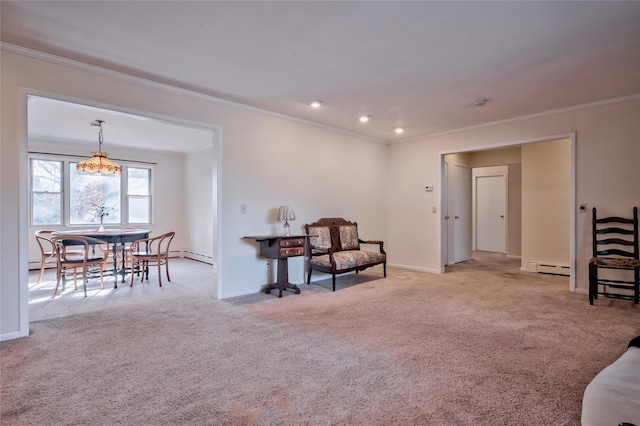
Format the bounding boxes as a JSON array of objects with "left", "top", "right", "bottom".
[
  {"left": 339, "top": 225, "right": 360, "bottom": 250},
  {"left": 310, "top": 251, "right": 385, "bottom": 270},
  {"left": 307, "top": 225, "right": 331, "bottom": 253},
  {"left": 590, "top": 257, "right": 640, "bottom": 268}
]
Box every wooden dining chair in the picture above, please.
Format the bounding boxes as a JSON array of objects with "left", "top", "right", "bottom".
[
  {"left": 50, "top": 235, "right": 110, "bottom": 298},
  {"left": 128, "top": 231, "right": 175, "bottom": 287},
  {"left": 34, "top": 230, "right": 82, "bottom": 285}
]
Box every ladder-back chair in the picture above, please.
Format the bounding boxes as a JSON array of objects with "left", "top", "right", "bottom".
[{"left": 589, "top": 207, "right": 640, "bottom": 304}]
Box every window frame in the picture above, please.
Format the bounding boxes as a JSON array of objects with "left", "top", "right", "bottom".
[
  {"left": 28, "top": 153, "right": 154, "bottom": 227},
  {"left": 30, "top": 158, "right": 64, "bottom": 226},
  {"left": 126, "top": 166, "right": 153, "bottom": 225}
]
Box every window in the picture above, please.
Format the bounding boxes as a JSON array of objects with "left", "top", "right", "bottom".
[
  {"left": 70, "top": 163, "right": 121, "bottom": 225},
  {"left": 29, "top": 154, "right": 152, "bottom": 226},
  {"left": 127, "top": 167, "right": 151, "bottom": 223},
  {"left": 31, "top": 159, "right": 63, "bottom": 225}
]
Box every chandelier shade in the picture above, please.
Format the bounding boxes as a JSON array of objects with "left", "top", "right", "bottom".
[
  {"left": 76, "top": 120, "right": 122, "bottom": 175},
  {"left": 76, "top": 151, "right": 122, "bottom": 174}
]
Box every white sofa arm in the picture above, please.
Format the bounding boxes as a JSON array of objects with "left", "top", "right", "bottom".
[{"left": 581, "top": 339, "right": 640, "bottom": 426}]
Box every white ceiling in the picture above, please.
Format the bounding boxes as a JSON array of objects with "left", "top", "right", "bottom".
[
  {"left": 3, "top": 1, "right": 640, "bottom": 146},
  {"left": 27, "top": 96, "right": 215, "bottom": 153}
]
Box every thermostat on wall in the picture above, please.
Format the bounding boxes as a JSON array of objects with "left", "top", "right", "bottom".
[{"left": 425, "top": 185, "right": 434, "bottom": 192}]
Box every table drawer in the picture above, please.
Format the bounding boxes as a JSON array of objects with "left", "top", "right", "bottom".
[
  {"left": 280, "top": 238, "right": 305, "bottom": 248},
  {"left": 280, "top": 247, "right": 305, "bottom": 257}
]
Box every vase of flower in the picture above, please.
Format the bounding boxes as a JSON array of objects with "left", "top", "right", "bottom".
[{"left": 97, "top": 204, "right": 109, "bottom": 232}]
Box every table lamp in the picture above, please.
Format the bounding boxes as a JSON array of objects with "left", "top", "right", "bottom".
[{"left": 278, "top": 205, "right": 296, "bottom": 236}]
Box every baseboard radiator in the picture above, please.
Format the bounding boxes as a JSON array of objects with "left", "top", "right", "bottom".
[
  {"left": 183, "top": 250, "right": 214, "bottom": 265},
  {"left": 529, "top": 261, "right": 571, "bottom": 276}
]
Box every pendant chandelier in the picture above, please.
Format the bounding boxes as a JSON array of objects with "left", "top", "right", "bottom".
[{"left": 76, "top": 120, "right": 122, "bottom": 175}]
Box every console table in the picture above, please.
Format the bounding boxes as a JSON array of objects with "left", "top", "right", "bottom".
[{"left": 244, "top": 235, "right": 309, "bottom": 298}]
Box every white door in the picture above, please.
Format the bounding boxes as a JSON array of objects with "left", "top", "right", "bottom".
[
  {"left": 476, "top": 175, "right": 506, "bottom": 253},
  {"left": 444, "top": 163, "right": 452, "bottom": 265},
  {"left": 452, "top": 165, "right": 469, "bottom": 263},
  {"left": 446, "top": 164, "right": 469, "bottom": 264}
]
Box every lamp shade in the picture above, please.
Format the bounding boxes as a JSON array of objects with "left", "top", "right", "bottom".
[
  {"left": 76, "top": 152, "right": 122, "bottom": 174},
  {"left": 278, "top": 205, "right": 296, "bottom": 222}
]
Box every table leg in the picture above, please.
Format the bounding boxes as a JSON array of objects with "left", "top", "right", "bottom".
[
  {"left": 120, "top": 243, "right": 127, "bottom": 283},
  {"left": 265, "top": 257, "right": 300, "bottom": 298},
  {"left": 112, "top": 244, "right": 118, "bottom": 288}
]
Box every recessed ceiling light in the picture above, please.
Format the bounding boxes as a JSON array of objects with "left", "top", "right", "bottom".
[
  {"left": 473, "top": 98, "right": 488, "bottom": 107},
  {"left": 310, "top": 100, "right": 322, "bottom": 109},
  {"left": 395, "top": 127, "right": 404, "bottom": 134},
  {"left": 359, "top": 115, "right": 369, "bottom": 123}
]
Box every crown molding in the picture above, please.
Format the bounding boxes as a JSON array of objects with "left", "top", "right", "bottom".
[
  {"left": 4, "top": 42, "right": 637, "bottom": 146},
  {"left": 1, "top": 42, "right": 387, "bottom": 144},
  {"left": 392, "top": 93, "right": 640, "bottom": 144}
]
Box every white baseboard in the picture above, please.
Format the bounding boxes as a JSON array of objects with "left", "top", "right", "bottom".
[{"left": 388, "top": 263, "right": 441, "bottom": 274}]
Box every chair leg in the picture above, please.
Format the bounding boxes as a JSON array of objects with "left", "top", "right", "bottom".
[
  {"left": 141, "top": 260, "right": 149, "bottom": 282},
  {"left": 82, "top": 267, "right": 88, "bottom": 298},
  {"left": 130, "top": 259, "right": 136, "bottom": 287},
  {"left": 99, "top": 265, "right": 104, "bottom": 289},
  {"left": 157, "top": 261, "right": 162, "bottom": 287},
  {"left": 635, "top": 268, "right": 639, "bottom": 304},
  {"left": 53, "top": 264, "right": 62, "bottom": 299},
  {"left": 588, "top": 263, "right": 594, "bottom": 305},
  {"left": 37, "top": 263, "right": 46, "bottom": 285},
  {"left": 332, "top": 274, "right": 336, "bottom": 291},
  {"left": 165, "top": 259, "right": 171, "bottom": 282},
  {"left": 589, "top": 263, "right": 597, "bottom": 305}
]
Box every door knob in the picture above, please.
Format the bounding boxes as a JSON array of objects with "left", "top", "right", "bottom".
[
  {"left": 455, "top": 216, "right": 459, "bottom": 219},
  {"left": 445, "top": 216, "right": 450, "bottom": 219},
  {"left": 500, "top": 215, "right": 504, "bottom": 218}
]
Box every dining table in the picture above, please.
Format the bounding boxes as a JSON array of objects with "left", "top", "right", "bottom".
[{"left": 52, "top": 227, "right": 151, "bottom": 288}]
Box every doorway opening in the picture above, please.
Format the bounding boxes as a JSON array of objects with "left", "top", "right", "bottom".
[
  {"left": 441, "top": 134, "right": 576, "bottom": 292},
  {"left": 20, "top": 91, "right": 221, "bottom": 327}
]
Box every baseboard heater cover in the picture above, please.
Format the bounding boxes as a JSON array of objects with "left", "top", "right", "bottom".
[
  {"left": 183, "top": 250, "right": 214, "bottom": 265},
  {"left": 535, "top": 262, "right": 571, "bottom": 276}
]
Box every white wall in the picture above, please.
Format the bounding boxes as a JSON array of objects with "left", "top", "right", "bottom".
[
  {"left": 506, "top": 164, "right": 522, "bottom": 258},
  {"left": 469, "top": 147, "right": 522, "bottom": 167},
  {"left": 387, "top": 98, "right": 640, "bottom": 291},
  {"left": 184, "top": 146, "right": 215, "bottom": 263},
  {"left": 1, "top": 49, "right": 388, "bottom": 340},
  {"left": 521, "top": 138, "right": 571, "bottom": 270}
]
